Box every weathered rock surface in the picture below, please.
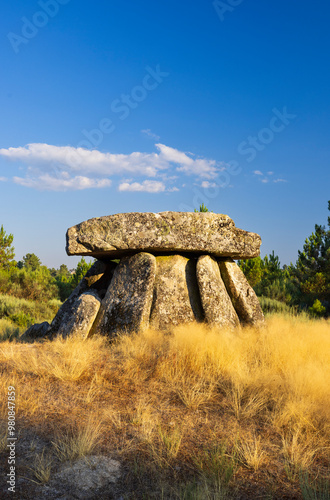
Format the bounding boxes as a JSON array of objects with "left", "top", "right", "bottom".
[
  {"left": 92, "top": 252, "right": 156, "bottom": 336},
  {"left": 197, "top": 255, "right": 240, "bottom": 328},
  {"left": 56, "top": 290, "right": 101, "bottom": 339},
  {"left": 47, "top": 260, "right": 117, "bottom": 339},
  {"left": 219, "top": 259, "right": 265, "bottom": 326},
  {"left": 150, "top": 255, "right": 204, "bottom": 330},
  {"left": 21, "top": 321, "right": 50, "bottom": 340},
  {"left": 40, "top": 455, "right": 120, "bottom": 500},
  {"left": 66, "top": 212, "right": 262, "bottom": 260}
]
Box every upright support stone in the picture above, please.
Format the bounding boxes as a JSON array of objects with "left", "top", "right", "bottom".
[
  {"left": 56, "top": 291, "right": 101, "bottom": 339},
  {"left": 150, "top": 255, "right": 204, "bottom": 330},
  {"left": 219, "top": 259, "right": 264, "bottom": 326},
  {"left": 196, "top": 255, "right": 240, "bottom": 328},
  {"left": 48, "top": 260, "right": 117, "bottom": 339},
  {"left": 92, "top": 252, "right": 156, "bottom": 337}
]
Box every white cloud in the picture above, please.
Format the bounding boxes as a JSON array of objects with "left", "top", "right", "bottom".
[
  {"left": 0, "top": 143, "right": 220, "bottom": 178},
  {"left": 156, "top": 143, "right": 222, "bottom": 179},
  {"left": 201, "top": 181, "right": 217, "bottom": 188},
  {"left": 0, "top": 143, "right": 166, "bottom": 177},
  {"left": 0, "top": 142, "right": 226, "bottom": 191},
  {"left": 118, "top": 180, "right": 165, "bottom": 193},
  {"left": 141, "top": 129, "right": 160, "bottom": 141},
  {"left": 13, "top": 174, "right": 111, "bottom": 191},
  {"left": 253, "top": 170, "right": 286, "bottom": 185},
  {"left": 0, "top": 176, "right": 7, "bottom": 182},
  {"left": 159, "top": 174, "right": 178, "bottom": 181}
]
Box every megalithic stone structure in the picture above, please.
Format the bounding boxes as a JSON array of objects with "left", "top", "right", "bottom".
[{"left": 23, "top": 212, "right": 265, "bottom": 341}]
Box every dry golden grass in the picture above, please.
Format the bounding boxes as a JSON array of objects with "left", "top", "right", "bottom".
[
  {"left": 0, "top": 314, "right": 329, "bottom": 498},
  {"left": 27, "top": 448, "right": 53, "bottom": 485},
  {"left": 0, "top": 335, "right": 108, "bottom": 382},
  {"left": 281, "top": 430, "right": 319, "bottom": 482},
  {"left": 235, "top": 434, "right": 266, "bottom": 472},
  {"left": 52, "top": 417, "right": 103, "bottom": 462}
]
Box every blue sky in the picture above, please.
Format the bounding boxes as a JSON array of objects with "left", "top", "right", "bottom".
[{"left": 0, "top": 0, "right": 329, "bottom": 268}]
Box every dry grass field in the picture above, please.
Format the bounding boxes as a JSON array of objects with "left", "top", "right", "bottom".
[{"left": 0, "top": 314, "right": 329, "bottom": 498}]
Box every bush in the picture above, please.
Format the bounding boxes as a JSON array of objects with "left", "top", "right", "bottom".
[
  {"left": 308, "top": 299, "right": 326, "bottom": 318},
  {"left": 258, "top": 296, "right": 298, "bottom": 316},
  {"left": 0, "top": 294, "right": 61, "bottom": 328},
  {"left": 56, "top": 278, "right": 74, "bottom": 302},
  {"left": 9, "top": 311, "right": 35, "bottom": 328},
  {"left": 70, "top": 258, "right": 93, "bottom": 290},
  {"left": 0, "top": 319, "right": 22, "bottom": 341},
  {"left": 0, "top": 266, "right": 59, "bottom": 301},
  {"left": 255, "top": 278, "right": 292, "bottom": 303}
]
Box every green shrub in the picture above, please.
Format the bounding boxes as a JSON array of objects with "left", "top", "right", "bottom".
[
  {"left": 258, "top": 296, "right": 298, "bottom": 316},
  {"left": 0, "top": 319, "right": 22, "bottom": 341},
  {"left": 0, "top": 294, "right": 61, "bottom": 327},
  {"left": 308, "top": 299, "right": 326, "bottom": 318},
  {"left": 8, "top": 311, "right": 35, "bottom": 328},
  {"left": 0, "top": 266, "right": 59, "bottom": 301},
  {"left": 47, "top": 298, "right": 63, "bottom": 314},
  {"left": 69, "top": 257, "right": 93, "bottom": 290}
]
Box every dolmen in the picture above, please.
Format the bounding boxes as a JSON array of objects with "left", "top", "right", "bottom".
[{"left": 24, "top": 212, "right": 265, "bottom": 340}]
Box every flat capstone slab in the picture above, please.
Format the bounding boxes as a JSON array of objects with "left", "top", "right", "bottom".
[{"left": 66, "top": 211, "right": 262, "bottom": 260}]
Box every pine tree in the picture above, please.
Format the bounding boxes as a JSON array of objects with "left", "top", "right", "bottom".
[
  {"left": 0, "top": 225, "right": 15, "bottom": 270},
  {"left": 194, "top": 204, "right": 212, "bottom": 212},
  {"left": 238, "top": 257, "right": 264, "bottom": 288},
  {"left": 23, "top": 253, "right": 41, "bottom": 271},
  {"left": 292, "top": 200, "right": 330, "bottom": 309},
  {"left": 70, "top": 257, "right": 92, "bottom": 289}
]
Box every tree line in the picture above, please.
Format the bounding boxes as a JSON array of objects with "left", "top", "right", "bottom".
[
  {"left": 1, "top": 201, "right": 329, "bottom": 316},
  {"left": 0, "top": 225, "right": 92, "bottom": 302}
]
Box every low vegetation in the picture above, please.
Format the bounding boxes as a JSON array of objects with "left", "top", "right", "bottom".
[
  {"left": 0, "top": 315, "right": 329, "bottom": 498},
  {"left": 0, "top": 223, "right": 93, "bottom": 304},
  {"left": 0, "top": 294, "right": 61, "bottom": 330}
]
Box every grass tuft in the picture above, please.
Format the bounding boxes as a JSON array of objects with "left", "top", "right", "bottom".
[
  {"left": 235, "top": 435, "right": 266, "bottom": 472},
  {"left": 52, "top": 417, "right": 102, "bottom": 462},
  {"left": 28, "top": 448, "right": 53, "bottom": 484}
]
